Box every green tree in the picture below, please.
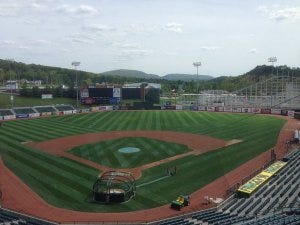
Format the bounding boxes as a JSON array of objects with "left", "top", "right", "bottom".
[{"left": 32, "top": 86, "right": 41, "bottom": 97}]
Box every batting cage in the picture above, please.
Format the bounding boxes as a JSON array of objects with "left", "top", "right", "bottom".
[{"left": 92, "top": 171, "right": 136, "bottom": 203}]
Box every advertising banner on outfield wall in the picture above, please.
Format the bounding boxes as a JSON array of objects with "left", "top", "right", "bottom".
[
  {"left": 16, "top": 114, "right": 29, "bottom": 118},
  {"left": 288, "top": 111, "right": 295, "bottom": 118},
  {"left": 232, "top": 108, "right": 242, "bottom": 113},
  {"left": 0, "top": 116, "right": 3, "bottom": 120},
  {"left": 3, "top": 115, "right": 16, "bottom": 120},
  {"left": 106, "top": 106, "right": 114, "bottom": 111},
  {"left": 198, "top": 106, "right": 206, "bottom": 111},
  {"left": 271, "top": 109, "right": 282, "bottom": 115},
  {"left": 223, "top": 107, "right": 232, "bottom": 112},
  {"left": 176, "top": 105, "right": 183, "bottom": 110},
  {"left": 29, "top": 113, "right": 40, "bottom": 118},
  {"left": 242, "top": 108, "right": 252, "bottom": 113},
  {"left": 216, "top": 107, "right": 224, "bottom": 112},
  {"left": 41, "top": 112, "right": 52, "bottom": 116},
  {"left": 207, "top": 107, "right": 215, "bottom": 112},
  {"left": 261, "top": 108, "right": 272, "bottom": 114},
  {"left": 63, "top": 110, "right": 73, "bottom": 115},
  {"left": 252, "top": 108, "right": 261, "bottom": 114},
  {"left": 91, "top": 106, "right": 99, "bottom": 112}
]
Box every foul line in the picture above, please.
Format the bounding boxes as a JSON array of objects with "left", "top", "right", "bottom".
[{"left": 136, "top": 175, "right": 171, "bottom": 188}]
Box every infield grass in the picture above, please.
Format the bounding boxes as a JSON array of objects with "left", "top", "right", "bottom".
[
  {"left": 69, "top": 137, "right": 191, "bottom": 168},
  {"left": 0, "top": 111, "right": 286, "bottom": 212}
]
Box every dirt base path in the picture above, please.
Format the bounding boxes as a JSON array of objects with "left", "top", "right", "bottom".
[
  {"left": 27, "top": 131, "right": 231, "bottom": 179},
  {"left": 1, "top": 117, "right": 299, "bottom": 224}
]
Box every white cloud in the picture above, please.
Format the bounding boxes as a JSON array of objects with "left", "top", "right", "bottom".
[
  {"left": 82, "top": 24, "right": 115, "bottom": 33},
  {"left": 163, "top": 22, "right": 183, "bottom": 33},
  {"left": 115, "top": 43, "right": 153, "bottom": 61},
  {"left": 55, "top": 4, "right": 99, "bottom": 16},
  {"left": 2, "top": 40, "right": 15, "bottom": 45},
  {"left": 0, "top": 1, "right": 47, "bottom": 17},
  {"left": 258, "top": 5, "right": 300, "bottom": 21},
  {"left": 18, "top": 45, "right": 30, "bottom": 50},
  {"left": 0, "top": 2, "right": 21, "bottom": 16},
  {"left": 200, "top": 46, "right": 220, "bottom": 51},
  {"left": 249, "top": 48, "right": 258, "bottom": 54},
  {"left": 125, "top": 23, "right": 158, "bottom": 34}
]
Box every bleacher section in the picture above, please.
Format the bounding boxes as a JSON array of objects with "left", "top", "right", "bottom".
[
  {"left": 54, "top": 105, "right": 75, "bottom": 115},
  {"left": 0, "top": 208, "right": 56, "bottom": 225},
  {"left": 12, "top": 108, "right": 40, "bottom": 119},
  {"left": 12, "top": 108, "right": 36, "bottom": 114},
  {"left": 33, "top": 106, "right": 57, "bottom": 116},
  {"left": 54, "top": 105, "right": 74, "bottom": 111},
  {"left": 151, "top": 149, "right": 300, "bottom": 225},
  {"left": 0, "top": 109, "right": 15, "bottom": 120}
]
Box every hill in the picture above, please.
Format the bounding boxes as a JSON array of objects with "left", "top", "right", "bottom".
[
  {"left": 99, "top": 69, "right": 160, "bottom": 79},
  {"left": 162, "top": 73, "right": 213, "bottom": 81}
]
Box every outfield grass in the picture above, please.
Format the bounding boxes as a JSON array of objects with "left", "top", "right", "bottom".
[
  {"left": 0, "top": 111, "right": 286, "bottom": 212},
  {"left": 0, "top": 93, "right": 77, "bottom": 108},
  {"left": 70, "top": 137, "right": 191, "bottom": 168}
]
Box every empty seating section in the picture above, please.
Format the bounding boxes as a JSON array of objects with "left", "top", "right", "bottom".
[
  {"left": 54, "top": 105, "right": 74, "bottom": 111},
  {"left": 159, "top": 149, "right": 300, "bottom": 225},
  {"left": 0, "top": 110, "right": 14, "bottom": 116},
  {"left": 242, "top": 212, "right": 300, "bottom": 225},
  {"left": 13, "top": 108, "right": 36, "bottom": 114},
  {"left": 0, "top": 209, "right": 55, "bottom": 225},
  {"left": 156, "top": 217, "right": 193, "bottom": 225},
  {"left": 33, "top": 106, "right": 56, "bottom": 113}
]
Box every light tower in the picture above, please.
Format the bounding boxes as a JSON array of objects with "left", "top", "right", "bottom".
[
  {"left": 71, "top": 61, "right": 81, "bottom": 108},
  {"left": 268, "top": 57, "right": 277, "bottom": 75},
  {"left": 193, "top": 61, "right": 201, "bottom": 109},
  {"left": 6, "top": 58, "right": 15, "bottom": 108}
]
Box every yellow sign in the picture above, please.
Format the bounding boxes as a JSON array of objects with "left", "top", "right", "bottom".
[{"left": 238, "top": 161, "right": 287, "bottom": 195}]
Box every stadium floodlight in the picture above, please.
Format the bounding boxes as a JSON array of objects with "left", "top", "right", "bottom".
[
  {"left": 268, "top": 57, "right": 277, "bottom": 76},
  {"left": 268, "top": 57, "right": 277, "bottom": 63},
  {"left": 71, "top": 61, "right": 81, "bottom": 108},
  {"left": 6, "top": 58, "right": 15, "bottom": 108},
  {"left": 193, "top": 62, "right": 202, "bottom": 109}
]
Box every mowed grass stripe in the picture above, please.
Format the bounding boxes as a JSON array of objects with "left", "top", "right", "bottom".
[
  {"left": 4, "top": 147, "right": 92, "bottom": 197},
  {"left": 5, "top": 153, "right": 85, "bottom": 204},
  {"left": 33, "top": 118, "right": 96, "bottom": 134},
  {"left": 70, "top": 137, "right": 190, "bottom": 169},
  {"left": 1, "top": 111, "right": 286, "bottom": 212}
]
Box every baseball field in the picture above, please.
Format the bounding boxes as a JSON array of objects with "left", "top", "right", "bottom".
[{"left": 0, "top": 111, "right": 285, "bottom": 212}]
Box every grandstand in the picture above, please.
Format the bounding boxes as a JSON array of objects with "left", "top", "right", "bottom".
[
  {"left": 0, "top": 109, "right": 15, "bottom": 120},
  {"left": 0, "top": 109, "right": 14, "bottom": 117},
  {"left": 54, "top": 105, "right": 75, "bottom": 112},
  {"left": 12, "top": 107, "right": 37, "bottom": 114},
  {"left": 33, "top": 106, "right": 57, "bottom": 114},
  {"left": 0, "top": 208, "right": 56, "bottom": 225},
  {"left": 151, "top": 149, "right": 300, "bottom": 225}
]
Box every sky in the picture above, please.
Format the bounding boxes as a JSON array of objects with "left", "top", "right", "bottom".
[{"left": 0, "top": 0, "right": 300, "bottom": 77}]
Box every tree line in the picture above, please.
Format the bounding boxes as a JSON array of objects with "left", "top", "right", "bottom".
[{"left": 1, "top": 59, "right": 299, "bottom": 98}]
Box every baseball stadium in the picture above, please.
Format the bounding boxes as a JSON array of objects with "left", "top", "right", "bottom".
[{"left": 0, "top": 72, "right": 300, "bottom": 225}]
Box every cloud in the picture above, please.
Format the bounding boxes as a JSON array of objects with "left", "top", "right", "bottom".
[
  {"left": 115, "top": 43, "right": 153, "bottom": 61},
  {"left": 200, "top": 46, "right": 220, "bottom": 51},
  {"left": 2, "top": 40, "right": 15, "bottom": 45},
  {"left": 163, "top": 22, "right": 183, "bottom": 33},
  {"left": 18, "top": 45, "right": 30, "bottom": 50},
  {"left": 0, "top": 2, "right": 21, "bottom": 16},
  {"left": 0, "top": 1, "right": 48, "bottom": 17},
  {"left": 258, "top": 5, "right": 300, "bottom": 21},
  {"left": 249, "top": 48, "right": 258, "bottom": 54},
  {"left": 55, "top": 4, "right": 99, "bottom": 16},
  {"left": 82, "top": 24, "right": 116, "bottom": 33}
]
